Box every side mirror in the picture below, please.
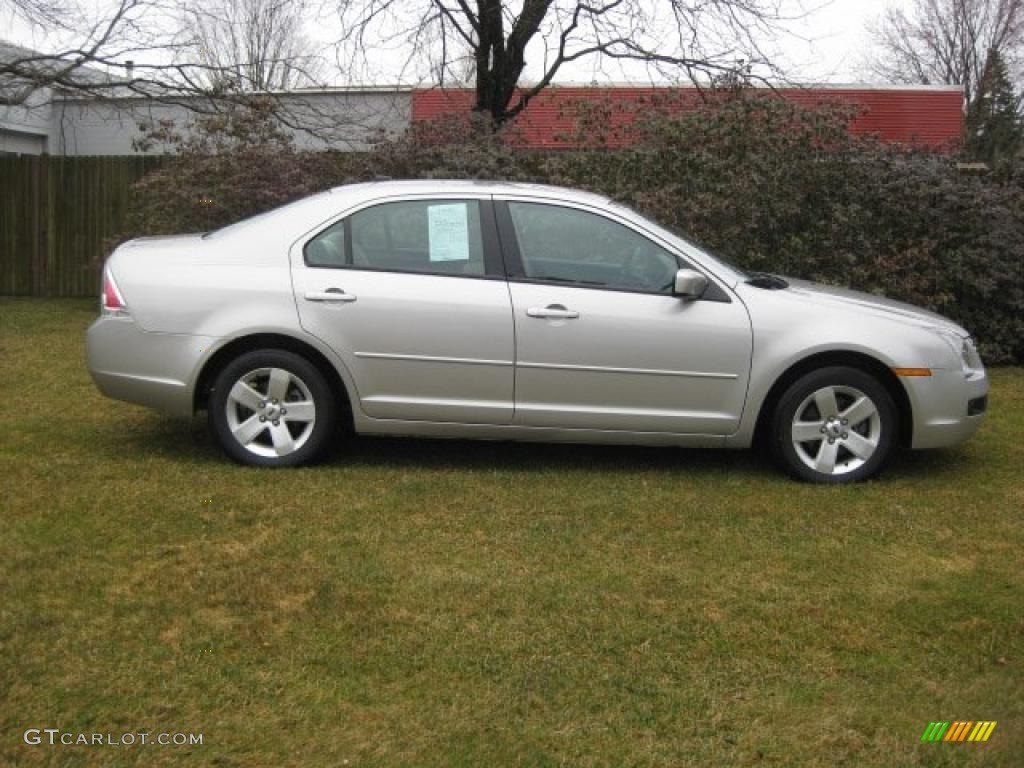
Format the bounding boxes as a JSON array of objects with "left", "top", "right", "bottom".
[{"left": 673, "top": 268, "right": 708, "bottom": 300}]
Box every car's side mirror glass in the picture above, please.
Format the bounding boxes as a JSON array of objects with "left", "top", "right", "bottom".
[{"left": 673, "top": 268, "right": 708, "bottom": 300}]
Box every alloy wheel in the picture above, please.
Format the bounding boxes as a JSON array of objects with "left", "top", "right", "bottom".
[
  {"left": 790, "top": 384, "right": 882, "bottom": 476},
  {"left": 223, "top": 367, "right": 317, "bottom": 458}
]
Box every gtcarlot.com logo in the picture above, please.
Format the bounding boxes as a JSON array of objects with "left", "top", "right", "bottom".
[{"left": 24, "top": 729, "right": 203, "bottom": 747}]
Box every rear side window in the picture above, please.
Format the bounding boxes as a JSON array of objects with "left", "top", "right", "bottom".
[{"left": 305, "top": 199, "right": 486, "bottom": 277}]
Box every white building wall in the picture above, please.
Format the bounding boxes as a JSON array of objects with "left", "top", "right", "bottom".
[
  {"left": 0, "top": 129, "right": 46, "bottom": 154},
  {"left": 52, "top": 90, "right": 412, "bottom": 155},
  {"left": 0, "top": 85, "right": 54, "bottom": 154}
]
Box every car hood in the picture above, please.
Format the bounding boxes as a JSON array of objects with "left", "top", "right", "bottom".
[{"left": 778, "top": 278, "right": 969, "bottom": 337}]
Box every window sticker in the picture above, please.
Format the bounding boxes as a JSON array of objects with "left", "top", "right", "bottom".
[{"left": 428, "top": 203, "right": 470, "bottom": 261}]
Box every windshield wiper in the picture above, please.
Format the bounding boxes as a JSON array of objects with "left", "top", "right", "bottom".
[{"left": 746, "top": 272, "right": 789, "bottom": 290}]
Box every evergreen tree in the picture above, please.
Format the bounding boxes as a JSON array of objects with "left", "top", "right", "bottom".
[{"left": 965, "top": 50, "right": 1022, "bottom": 167}]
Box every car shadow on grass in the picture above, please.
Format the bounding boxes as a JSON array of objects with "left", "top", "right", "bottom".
[
  {"left": 338, "top": 434, "right": 776, "bottom": 477},
  {"left": 883, "top": 445, "right": 980, "bottom": 480},
  {"left": 104, "top": 414, "right": 979, "bottom": 483},
  {"left": 106, "top": 414, "right": 777, "bottom": 478}
]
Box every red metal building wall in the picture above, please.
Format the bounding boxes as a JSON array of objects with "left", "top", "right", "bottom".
[{"left": 411, "top": 86, "right": 964, "bottom": 151}]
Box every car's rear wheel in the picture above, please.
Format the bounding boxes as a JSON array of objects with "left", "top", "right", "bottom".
[
  {"left": 209, "top": 350, "right": 335, "bottom": 467},
  {"left": 769, "top": 366, "right": 896, "bottom": 483}
]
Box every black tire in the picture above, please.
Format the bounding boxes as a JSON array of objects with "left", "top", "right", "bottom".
[
  {"left": 769, "top": 366, "right": 897, "bottom": 484},
  {"left": 209, "top": 349, "right": 336, "bottom": 467}
]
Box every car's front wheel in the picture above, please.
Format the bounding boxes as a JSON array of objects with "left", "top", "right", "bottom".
[
  {"left": 769, "top": 366, "right": 897, "bottom": 483},
  {"left": 209, "top": 349, "right": 336, "bottom": 467}
]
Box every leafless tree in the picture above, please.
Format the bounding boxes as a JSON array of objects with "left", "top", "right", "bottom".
[
  {"left": 1, "top": 0, "right": 328, "bottom": 106},
  {"left": 6, "top": 0, "right": 75, "bottom": 28},
  {"left": 333, "top": 0, "right": 807, "bottom": 123},
  {"left": 868, "top": 0, "right": 1024, "bottom": 107},
  {"left": 180, "top": 0, "right": 325, "bottom": 91},
  {"left": 0, "top": 0, "right": 386, "bottom": 147},
  {"left": 2, "top": 0, "right": 211, "bottom": 106}
]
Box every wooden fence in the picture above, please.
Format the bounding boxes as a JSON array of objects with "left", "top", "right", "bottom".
[{"left": 0, "top": 155, "right": 163, "bottom": 297}]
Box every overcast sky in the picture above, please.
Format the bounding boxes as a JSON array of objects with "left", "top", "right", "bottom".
[
  {"left": 323, "top": 0, "right": 898, "bottom": 86},
  {"left": 779, "top": 0, "right": 892, "bottom": 83},
  {"left": 3, "top": 0, "right": 898, "bottom": 86}
]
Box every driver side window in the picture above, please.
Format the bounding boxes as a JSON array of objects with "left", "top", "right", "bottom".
[{"left": 507, "top": 202, "right": 679, "bottom": 293}]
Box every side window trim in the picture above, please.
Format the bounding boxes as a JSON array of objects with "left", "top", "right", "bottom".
[
  {"left": 492, "top": 198, "right": 731, "bottom": 303},
  {"left": 493, "top": 198, "right": 525, "bottom": 278},
  {"left": 478, "top": 199, "right": 506, "bottom": 277},
  {"left": 301, "top": 197, "right": 506, "bottom": 280},
  {"left": 343, "top": 213, "right": 354, "bottom": 267}
]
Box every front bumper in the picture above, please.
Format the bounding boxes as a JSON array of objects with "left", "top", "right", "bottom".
[
  {"left": 904, "top": 367, "right": 989, "bottom": 450},
  {"left": 86, "top": 316, "right": 217, "bottom": 418}
]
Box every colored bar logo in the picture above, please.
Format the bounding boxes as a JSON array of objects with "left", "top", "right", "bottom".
[{"left": 921, "top": 721, "right": 997, "bottom": 742}]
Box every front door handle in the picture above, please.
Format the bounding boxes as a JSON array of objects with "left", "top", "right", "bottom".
[
  {"left": 304, "top": 288, "right": 357, "bottom": 303},
  {"left": 527, "top": 304, "right": 580, "bottom": 320}
]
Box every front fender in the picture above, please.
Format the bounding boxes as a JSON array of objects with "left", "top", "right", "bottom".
[{"left": 728, "top": 287, "right": 954, "bottom": 447}]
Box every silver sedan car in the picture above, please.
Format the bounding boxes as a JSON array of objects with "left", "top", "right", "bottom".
[{"left": 87, "top": 180, "right": 988, "bottom": 482}]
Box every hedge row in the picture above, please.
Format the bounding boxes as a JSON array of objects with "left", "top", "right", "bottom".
[{"left": 124, "top": 93, "right": 1024, "bottom": 364}]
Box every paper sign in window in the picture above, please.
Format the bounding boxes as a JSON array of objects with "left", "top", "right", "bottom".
[{"left": 428, "top": 204, "right": 470, "bottom": 261}]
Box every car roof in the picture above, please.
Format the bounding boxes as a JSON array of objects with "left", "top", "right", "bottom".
[
  {"left": 207, "top": 179, "right": 619, "bottom": 250},
  {"left": 328, "top": 179, "right": 612, "bottom": 206}
]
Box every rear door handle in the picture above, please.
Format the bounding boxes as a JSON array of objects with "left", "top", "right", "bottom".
[
  {"left": 304, "top": 289, "right": 357, "bottom": 303},
  {"left": 527, "top": 304, "right": 579, "bottom": 319}
]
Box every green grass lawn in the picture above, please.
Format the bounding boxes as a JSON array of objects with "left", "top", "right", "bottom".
[{"left": 1, "top": 297, "right": 1021, "bottom": 767}]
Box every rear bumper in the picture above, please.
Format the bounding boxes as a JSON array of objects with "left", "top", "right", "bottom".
[
  {"left": 904, "top": 368, "right": 989, "bottom": 450},
  {"left": 86, "top": 316, "right": 217, "bottom": 418}
]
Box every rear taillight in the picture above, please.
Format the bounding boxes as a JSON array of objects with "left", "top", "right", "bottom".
[{"left": 101, "top": 269, "right": 128, "bottom": 315}]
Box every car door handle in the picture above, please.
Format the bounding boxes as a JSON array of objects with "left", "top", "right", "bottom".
[
  {"left": 304, "top": 289, "right": 357, "bottom": 303},
  {"left": 527, "top": 305, "right": 580, "bottom": 319}
]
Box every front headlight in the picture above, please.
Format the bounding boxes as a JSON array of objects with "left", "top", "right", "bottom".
[
  {"left": 935, "top": 329, "right": 983, "bottom": 376},
  {"left": 961, "top": 336, "right": 984, "bottom": 374}
]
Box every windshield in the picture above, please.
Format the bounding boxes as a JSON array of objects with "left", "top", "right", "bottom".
[{"left": 608, "top": 200, "right": 749, "bottom": 283}]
